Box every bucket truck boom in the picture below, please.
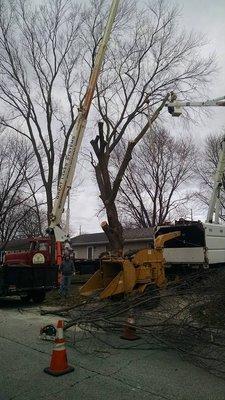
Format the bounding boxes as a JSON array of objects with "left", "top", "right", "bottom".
[
  {"left": 165, "top": 92, "right": 225, "bottom": 223},
  {"left": 166, "top": 93, "right": 225, "bottom": 117},
  {"left": 47, "top": 0, "right": 120, "bottom": 243},
  {"left": 206, "top": 135, "right": 225, "bottom": 223}
]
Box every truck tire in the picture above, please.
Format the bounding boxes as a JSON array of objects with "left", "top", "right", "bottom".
[{"left": 31, "top": 291, "right": 46, "bottom": 303}]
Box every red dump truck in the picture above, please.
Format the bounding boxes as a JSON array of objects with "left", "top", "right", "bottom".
[{"left": 0, "top": 237, "right": 58, "bottom": 303}]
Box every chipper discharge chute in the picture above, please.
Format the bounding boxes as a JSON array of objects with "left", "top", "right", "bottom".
[{"left": 80, "top": 231, "right": 181, "bottom": 300}]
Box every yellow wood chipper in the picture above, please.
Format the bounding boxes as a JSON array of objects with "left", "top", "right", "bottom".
[{"left": 80, "top": 231, "right": 181, "bottom": 300}]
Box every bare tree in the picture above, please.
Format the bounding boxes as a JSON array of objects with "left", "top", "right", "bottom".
[
  {"left": 0, "top": 196, "right": 46, "bottom": 245},
  {"left": 88, "top": 0, "right": 215, "bottom": 253},
  {"left": 0, "top": 133, "right": 44, "bottom": 246},
  {"left": 114, "top": 127, "right": 196, "bottom": 228},
  {"left": 0, "top": 0, "right": 84, "bottom": 221},
  {"left": 11, "top": 200, "right": 47, "bottom": 239}
]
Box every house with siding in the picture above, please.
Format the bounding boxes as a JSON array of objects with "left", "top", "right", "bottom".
[{"left": 71, "top": 228, "right": 154, "bottom": 260}]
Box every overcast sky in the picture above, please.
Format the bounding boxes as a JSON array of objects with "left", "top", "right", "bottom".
[{"left": 70, "top": 0, "right": 225, "bottom": 236}]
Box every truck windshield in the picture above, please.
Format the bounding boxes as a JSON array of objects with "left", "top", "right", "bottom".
[{"left": 30, "top": 242, "right": 48, "bottom": 251}]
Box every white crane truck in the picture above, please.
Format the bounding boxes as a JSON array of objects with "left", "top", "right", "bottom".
[{"left": 156, "top": 93, "right": 225, "bottom": 269}]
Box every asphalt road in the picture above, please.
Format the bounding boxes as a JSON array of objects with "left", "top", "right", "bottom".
[{"left": 1, "top": 297, "right": 225, "bottom": 400}]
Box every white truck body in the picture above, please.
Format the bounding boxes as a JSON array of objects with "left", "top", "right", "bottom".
[
  {"left": 163, "top": 247, "right": 205, "bottom": 265},
  {"left": 204, "top": 222, "right": 225, "bottom": 264},
  {"left": 155, "top": 222, "right": 225, "bottom": 267}
]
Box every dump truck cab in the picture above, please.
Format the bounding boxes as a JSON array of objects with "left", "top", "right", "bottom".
[
  {"left": 0, "top": 237, "right": 58, "bottom": 303},
  {"left": 4, "top": 237, "right": 52, "bottom": 267}
]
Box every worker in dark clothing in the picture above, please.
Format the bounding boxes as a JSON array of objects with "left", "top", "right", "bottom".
[{"left": 59, "top": 255, "right": 75, "bottom": 298}]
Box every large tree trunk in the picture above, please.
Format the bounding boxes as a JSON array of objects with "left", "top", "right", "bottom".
[
  {"left": 91, "top": 98, "right": 170, "bottom": 254},
  {"left": 46, "top": 184, "right": 53, "bottom": 225},
  {"left": 101, "top": 201, "right": 124, "bottom": 256},
  {"left": 91, "top": 128, "right": 124, "bottom": 255}
]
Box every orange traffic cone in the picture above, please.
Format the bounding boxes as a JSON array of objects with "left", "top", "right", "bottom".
[
  {"left": 120, "top": 316, "right": 140, "bottom": 341},
  {"left": 44, "top": 320, "right": 74, "bottom": 376}
]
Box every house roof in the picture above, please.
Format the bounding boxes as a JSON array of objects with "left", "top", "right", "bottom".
[{"left": 71, "top": 227, "right": 154, "bottom": 246}]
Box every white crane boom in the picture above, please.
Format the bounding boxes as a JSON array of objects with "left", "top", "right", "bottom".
[
  {"left": 165, "top": 92, "right": 225, "bottom": 223},
  {"left": 206, "top": 136, "right": 225, "bottom": 223},
  {"left": 49, "top": 0, "right": 120, "bottom": 242},
  {"left": 166, "top": 95, "right": 225, "bottom": 108}
]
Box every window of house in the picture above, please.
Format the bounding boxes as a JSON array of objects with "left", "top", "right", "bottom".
[{"left": 87, "top": 246, "right": 93, "bottom": 260}]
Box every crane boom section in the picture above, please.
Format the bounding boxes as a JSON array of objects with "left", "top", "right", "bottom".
[
  {"left": 166, "top": 95, "right": 225, "bottom": 108},
  {"left": 206, "top": 136, "right": 225, "bottom": 223},
  {"left": 165, "top": 92, "right": 225, "bottom": 223},
  {"left": 49, "top": 0, "right": 120, "bottom": 236}
]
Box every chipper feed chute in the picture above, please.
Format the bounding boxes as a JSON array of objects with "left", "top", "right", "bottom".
[
  {"left": 79, "top": 231, "right": 181, "bottom": 300},
  {"left": 79, "top": 258, "right": 136, "bottom": 300}
]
